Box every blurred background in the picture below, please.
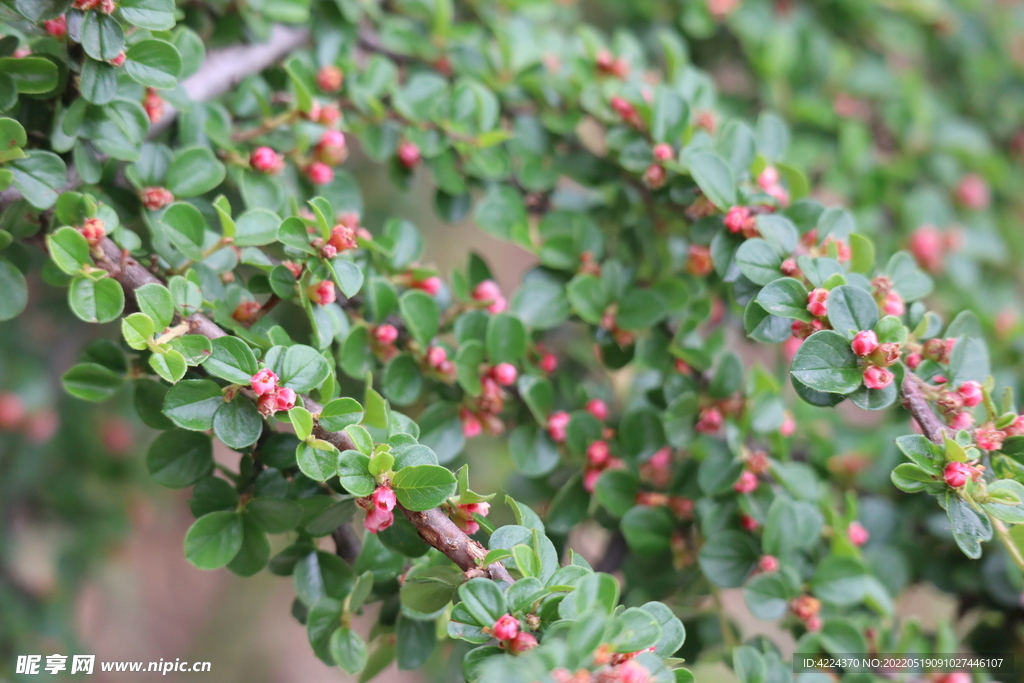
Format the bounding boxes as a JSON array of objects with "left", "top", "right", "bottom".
[{"left": 4, "top": 0, "right": 1023, "bottom": 680}]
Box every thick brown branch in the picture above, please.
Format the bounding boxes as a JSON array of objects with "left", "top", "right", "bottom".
[
  {"left": 399, "top": 506, "right": 514, "bottom": 583},
  {"left": 901, "top": 374, "right": 947, "bottom": 445}
]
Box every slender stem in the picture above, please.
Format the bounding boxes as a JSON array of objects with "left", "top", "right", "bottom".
[
  {"left": 990, "top": 515, "right": 1024, "bottom": 574},
  {"left": 153, "top": 321, "right": 190, "bottom": 345},
  {"left": 900, "top": 374, "right": 947, "bottom": 444}
]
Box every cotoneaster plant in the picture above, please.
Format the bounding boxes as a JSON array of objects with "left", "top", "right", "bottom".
[{"left": 1, "top": 1, "right": 1022, "bottom": 682}]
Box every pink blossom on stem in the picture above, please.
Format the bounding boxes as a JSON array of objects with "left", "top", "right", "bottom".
[
  {"left": 944, "top": 461, "right": 972, "bottom": 488},
  {"left": 847, "top": 521, "right": 869, "bottom": 546},
  {"left": 863, "top": 365, "right": 894, "bottom": 390},
  {"left": 372, "top": 485, "right": 397, "bottom": 512},
  {"left": 758, "top": 555, "right": 780, "bottom": 572},
  {"left": 491, "top": 363, "right": 518, "bottom": 386},
  {"left": 547, "top": 411, "right": 571, "bottom": 442},
  {"left": 251, "top": 369, "right": 279, "bottom": 396},
  {"left": 957, "top": 381, "right": 983, "bottom": 408},
  {"left": 374, "top": 324, "right": 399, "bottom": 345},
  {"left": 851, "top": 330, "right": 879, "bottom": 357},
  {"left": 364, "top": 506, "right": 394, "bottom": 534},
  {"left": 806, "top": 288, "right": 829, "bottom": 317},
  {"left": 274, "top": 388, "right": 296, "bottom": 412},
  {"left": 492, "top": 614, "right": 519, "bottom": 641},
  {"left": 308, "top": 280, "right": 336, "bottom": 305},
  {"left": 585, "top": 398, "right": 609, "bottom": 421},
  {"left": 733, "top": 470, "right": 758, "bottom": 494}
]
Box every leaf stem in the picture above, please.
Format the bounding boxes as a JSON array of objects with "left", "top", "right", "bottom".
[{"left": 989, "top": 514, "right": 1024, "bottom": 574}]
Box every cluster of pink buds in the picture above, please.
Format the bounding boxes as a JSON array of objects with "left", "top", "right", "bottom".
[
  {"left": 685, "top": 244, "right": 714, "bottom": 277},
  {"left": 0, "top": 392, "right": 57, "bottom": 443},
  {"left": 461, "top": 369, "right": 512, "bottom": 438},
  {"left": 955, "top": 173, "right": 990, "bottom": 210},
  {"left": 325, "top": 221, "right": 358, "bottom": 257},
  {"left": 364, "top": 484, "right": 396, "bottom": 533},
  {"left": 397, "top": 141, "right": 421, "bottom": 170},
  {"left": 724, "top": 205, "right": 759, "bottom": 238},
  {"left": 636, "top": 491, "right": 693, "bottom": 519},
  {"left": 232, "top": 300, "right": 261, "bottom": 323},
  {"left": 489, "top": 614, "right": 537, "bottom": 654},
  {"left": 547, "top": 411, "right": 570, "bottom": 443},
  {"left": 302, "top": 101, "right": 341, "bottom": 126},
  {"left": 921, "top": 337, "right": 956, "bottom": 366},
  {"left": 251, "top": 369, "right": 296, "bottom": 416},
  {"left": 849, "top": 330, "right": 898, "bottom": 390},
  {"left": 583, "top": 439, "right": 623, "bottom": 492},
  {"left": 757, "top": 166, "right": 790, "bottom": 207},
  {"left": 595, "top": 50, "right": 630, "bottom": 78},
  {"left": 639, "top": 446, "right": 672, "bottom": 487},
  {"left": 790, "top": 595, "right": 822, "bottom": 632},
  {"left": 306, "top": 280, "right": 336, "bottom": 305},
  {"left": 935, "top": 380, "right": 984, "bottom": 431},
  {"left": 316, "top": 65, "right": 344, "bottom": 92},
  {"left": 424, "top": 346, "right": 456, "bottom": 380},
  {"left": 472, "top": 279, "right": 507, "bottom": 314},
  {"left": 143, "top": 88, "right": 163, "bottom": 124},
  {"left": 372, "top": 324, "right": 399, "bottom": 359},
  {"left": 974, "top": 422, "right": 1006, "bottom": 451},
  {"left": 869, "top": 276, "right": 904, "bottom": 316},
  {"left": 314, "top": 130, "right": 348, "bottom": 167},
  {"left": 943, "top": 461, "right": 983, "bottom": 488},
  {"left": 609, "top": 96, "right": 643, "bottom": 129},
  {"left": 250, "top": 146, "right": 284, "bottom": 175},
  {"left": 450, "top": 501, "right": 489, "bottom": 534},
  {"left": 847, "top": 521, "right": 870, "bottom": 546},
  {"left": 642, "top": 143, "right": 674, "bottom": 189},
  {"left": 44, "top": 15, "right": 67, "bottom": 37},
  {"left": 806, "top": 287, "right": 829, "bottom": 318},
  {"left": 908, "top": 225, "right": 961, "bottom": 273},
  {"left": 139, "top": 187, "right": 174, "bottom": 210},
  {"left": 73, "top": 0, "right": 115, "bottom": 11},
  {"left": 78, "top": 218, "right": 106, "bottom": 247}
]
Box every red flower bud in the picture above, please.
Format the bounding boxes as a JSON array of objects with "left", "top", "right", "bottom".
[
  {"left": 758, "top": 555, "right": 779, "bottom": 572},
  {"left": 955, "top": 173, "right": 990, "bottom": 210},
  {"left": 307, "top": 280, "right": 336, "bottom": 305},
  {"left": 652, "top": 143, "right": 673, "bottom": 161},
  {"left": 397, "top": 141, "right": 421, "bottom": 169},
  {"left": 957, "top": 381, "right": 983, "bottom": 408},
  {"left": 364, "top": 506, "right": 394, "bottom": 534},
  {"left": 305, "top": 162, "right": 334, "bottom": 185},
  {"left": 0, "top": 392, "right": 26, "bottom": 430},
  {"left": 686, "top": 244, "right": 713, "bottom": 277},
  {"left": 585, "top": 398, "right": 609, "bottom": 421},
  {"left": 539, "top": 352, "right": 558, "bottom": 373},
  {"left": 492, "top": 614, "right": 519, "bottom": 641},
  {"left": 491, "top": 363, "right": 517, "bottom": 386},
  {"left": 316, "top": 65, "right": 344, "bottom": 92},
  {"left": 233, "top": 300, "right": 261, "bottom": 323},
  {"left": 847, "top": 521, "right": 869, "bottom": 546},
  {"left": 414, "top": 276, "right": 442, "bottom": 295},
  {"left": 374, "top": 324, "right": 399, "bottom": 346},
  {"left": 944, "top": 461, "right": 971, "bottom": 488},
  {"left": 274, "top": 387, "right": 296, "bottom": 412},
  {"left": 547, "top": 411, "right": 570, "bottom": 443},
  {"left": 79, "top": 218, "right": 106, "bottom": 246},
  {"left": 44, "top": 15, "right": 67, "bottom": 37},
  {"left": 862, "top": 365, "right": 894, "bottom": 390},
  {"left": 695, "top": 407, "right": 723, "bottom": 434},
  {"left": 851, "top": 330, "right": 878, "bottom": 357},
  {"left": 506, "top": 631, "right": 538, "bottom": 655},
  {"left": 250, "top": 146, "right": 283, "bottom": 174},
  {"left": 372, "top": 485, "right": 397, "bottom": 512},
  {"left": 975, "top": 423, "right": 1005, "bottom": 451}
]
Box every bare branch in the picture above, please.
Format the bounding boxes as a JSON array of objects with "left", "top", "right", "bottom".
[
  {"left": 901, "top": 374, "right": 947, "bottom": 445},
  {"left": 399, "top": 506, "right": 514, "bottom": 583}
]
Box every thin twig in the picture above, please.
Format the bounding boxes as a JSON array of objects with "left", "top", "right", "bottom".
[{"left": 900, "top": 374, "right": 947, "bottom": 445}]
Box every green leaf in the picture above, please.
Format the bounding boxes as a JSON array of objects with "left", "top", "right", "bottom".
[
  {"left": 68, "top": 276, "right": 124, "bottom": 323},
  {"left": 486, "top": 313, "right": 527, "bottom": 363},
  {"left": 47, "top": 226, "right": 92, "bottom": 275},
  {"left": 290, "top": 406, "right": 314, "bottom": 441},
  {"left": 401, "top": 565, "right": 463, "bottom": 613},
  {"left": 337, "top": 449, "right": 375, "bottom": 494},
  {"left": 697, "top": 531, "right": 759, "bottom": 588},
  {"left": 457, "top": 577, "right": 507, "bottom": 626},
  {"left": 734, "top": 239, "right": 783, "bottom": 286},
  {"left": 473, "top": 184, "right": 529, "bottom": 245},
  {"left": 566, "top": 273, "right": 609, "bottom": 325},
  {"left": 166, "top": 146, "right": 225, "bottom": 198},
  {"left": 571, "top": 572, "right": 619, "bottom": 616},
  {"left": 214, "top": 397, "right": 263, "bottom": 449},
  {"left": 149, "top": 349, "right": 187, "bottom": 383},
  {"left": 744, "top": 572, "right": 793, "bottom": 620},
  {"left": 13, "top": 0, "right": 71, "bottom": 22},
  {"left": 147, "top": 429, "right": 213, "bottom": 488},
  {"left": 233, "top": 209, "right": 280, "bottom": 246},
  {"left": 611, "top": 607, "right": 663, "bottom": 653},
  {"left": 455, "top": 339, "right": 485, "bottom": 397},
  {"left": 640, "top": 601, "right": 686, "bottom": 656},
  {"left": 8, "top": 150, "right": 66, "bottom": 209},
  {"left": 331, "top": 258, "right": 364, "bottom": 297},
  {"left": 161, "top": 202, "right": 206, "bottom": 260},
  {"left": 826, "top": 285, "right": 879, "bottom": 338},
  {"left": 184, "top": 511, "right": 244, "bottom": 569},
  {"left": 125, "top": 39, "right": 182, "bottom": 89},
  {"left": 811, "top": 555, "right": 873, "bottom": 607},
  {"left": 687, "top": 152, "right": 736, "bottom": 210},
  {"left": 119, "top": 0, "right": 175, "bottom": 29},
  {"left": 0, "top": 56, "right": 59, "bottom": 94},
  {"left": 763, "top": 496, "right": 823, "bottom": 555},
  {"left": 392, "top": 464, "right": 457, "bottom": 511},
  {"left": 318, "top": 398, "right": 364, "bottom": 431},
  {"left": 61, "top": 362, "right": 124, "bottom": 402},
  {"left": 226, "top": 515, "right": 270, "bottom": 577},
  {"left": 733, "top": 645, "right": 767, "bottom": 683},
  {"left": 267, "top": 344, "right": 330, "bottom": 392},
  {"left": 81, "top": 11, "right": 125, "bottom": 61},
  {"left": 509, "top": 274, "right": 570, "bottom": 329},
  {"left": 204, "top": 337, "right": 258, "bottom": 384},
  {"left": 136, "top": 282, "right": 175, "bottom": 330},
  {"left": 789, "top": 330, "right": 861, "bottom": 395},
  {"left": 0, "top": 256, "right": 28, "bottom": 321},
  {"left": 297, "top": 441, "right": 339, "bottom": 482},
  {"left": 330, "top": 628, "right": 367, "bottom": 674},
  {"left": 382, "top": 354, "right": 422, "bottom": 406},
  {"left": 754, "top": 277, "right": 810, "bottom": 321},
  {"left": 622, "top": 505, "right": 675, "bottom": 555},
  {"left": 163, "top": 379, "right": 223, "bottom": 430},
  {"left": 398, "top": 289, "right": 439, "bottom": 347},
  {"left": 946, "top": 493, "right": 992, "bottom": 559}
]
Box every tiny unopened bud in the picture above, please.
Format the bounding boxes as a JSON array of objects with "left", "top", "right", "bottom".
[
  {"left": 316, "top": 65, "right": 344, "bottom": 92},
  {"left": 733, "top": 470, "right": 758, "bottom": 494},
  {"left": 305, "top": 162, "right": 334, "bottom": 185},
  {"left": 374, "top": 324, "right": 399, "bottom": 346},
  {"left": 397, "top": 141, "right": 421, "bottom": 169},
  {"left": 585, "top": 398, "right": 609, "bottom": 421},
  {"left": 851, "top": 330, "right": 878, "bottom": 357},
  {"left": 547, "top": 411, "right": 570, "bottom": 443},
  {"left": 44, "top": 15, "right": 67, "bottom": 37},
  {"left": 79, "top": 218, "right": 106, "bottom": 246},
  {"left": 944, "top": 461, "right": 971, "bottom": 488},
  {"left": 492, "top": 614, "right": 519, "bottom": 641},
  {"left": 250, "top": 146, "right": 283, "bottom": 174},
  {"left": 957, "top": 381, "right": 983, "bottom": 408},
  {"left": 758, "top": 555, "right": 779, "bottom": 572},
  {"left": 307, "top": 280, "right": 336, "bottom": 305},
  {"left": 847, "top": 521, "right": 869, "bottom": 546},
  {"left": 491, "top": 363, "right": 517, "bottom": 386}
]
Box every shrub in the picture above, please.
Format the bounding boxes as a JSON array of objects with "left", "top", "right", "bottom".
[{"left": 2, "top": 1, "right": 1023, "bottom": 681}]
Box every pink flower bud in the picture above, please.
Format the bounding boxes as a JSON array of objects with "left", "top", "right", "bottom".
[
  {"left": 418, "top": 276, "right": 442, "bottom": 295},
  {"left": 109, "top": 51, "right": 125, "bottom": 67},
  {"left": 1004, "top": 416, "right": 1024, "bottom": 437},
  {"left": 250, "top": 147, "right": 283, "bottom": 174},
  {"left": 758, "top": 555, "right": 779, "bottom": 572},
  {"left": 780, "top": 413, "right": 796, "bottom": 437},
  {"left": 426, "top": 346, "right": 447, "bottom": 368},
  {"left": 44, "top": 15, "right": 67, "bottom": 37},
  {"left": 909, "top": 226, "right": 944, "bottom": 272},
  {"left": 307, "top": 280, "right": 336, "bottom": 305},
  {"left": 490, "top": 363, "right": 517, "bottom": 386},
  {"left": 274, "top": 387, "right": 296, "bottom": 412},
  {"left": 586, "top": 440, "right": 610, "bottom": 467},
  {"left": 724, "top": 206, "right": 752, "bottom": 234},
  {"left": 746, "top": 450, "right": 769, "bottom": 475},
  {"left": 140, "top": 186, "right": 174, "bottom": 210},
  {"left": 460, "top": 408, "right": 482, "bottom": 438},
  {"left": 686, "top": 244, "right": 713, "bottom": 276},
  {"left": 364, "top": 506, "right": 394, "bottom": 534},
  {"left": 233, "top": 300, "right": 261, "bottom": 323},
  {"left": 506, "top": 632, "right": 538, "bottom": 655},
  {"left": 397, "top": 141, "right": 421, "bottom": 169},
  {"left": 806, "top": 288, "right": 829, "bottom": 317},
  {"left": 328, "top": 223, "right": 357, "bottom": 252},
  {"left": 806, "top": 615, "right": 823, "bottom": 632},
  {"left": 740, "top": 514, "right": 759, "bottom": 531},
  {"left": 944, "top": 461, "right": 971, "bottom": 488},
  {"left": 642, "top": 163, "right": 666, "bottom": 189},
  {"left": 79, "top": 217, "right": 106, "bottom": 246},
  {"left": 948, "top": 411, "right": 974, "bottom": 430},
  {"left": 883, "top": 291, "right": 904, "bottom": 316},
  {"left": 975, "top": 423, "right": 1006, "bottom": 451},
  {"left": 472, "top": 279, "right": 501, "bottom": 301},
  {"left": 862, "top": 365, "right": 894, "bottom": 390},
  {"left": 547, "top": 411, "right": 571, "bottom": 443},
  {"left": 0, "top": 392, "right": 26, "bottom": 430},
  {"left": 618, "top": 660, "right": 651, "bottom": 683},
  {"left": 24, "top": 410, "right": 58, "bottom": 444},
  {"left": 780, "top": 258, "right": 799, "bottom": 276},
  {"left": 733, "top": 470, "right": 758, "bottom": 494},
  {"left": 652, "top": 143, "right": 673, "bottom": 161},
  {"left": 695, "top": 407, "right": 723, "bottom": 434},
  {"left": 585, "top": 398, "right": 609, "bottom": 421},
  {"left": 316, "top": 65, "right": 344, "bottom": 92},
  {"left": 306, "top": 162, "right": 334, "bottom": 185},
  {"left": 492, "top": 614, "right": 520, "bottom": 641},
  {"left": 957, "top": 381, "right": 983, "bottom": 408},
  {"left": 374, "top": 324, "right": 399, "bottom": 345},
  {"left": 372, "top": 485, "right": 397, "bottom": 512},
  {"left": 257, "top": 393, "right": 277, "bottom": 416},
  {"left": 847, "top": 521, "right": 869, "bottom": 546},
  {"left": 251, "top": 369, "right": 279, "bottom": 396},
  {"left": 851, "top": 330, "right": 878, "bottom": 357},
  {"left": 955, "top": 173, "right": 990, "bottom": 210},
  {"left": 791, "top": 319, "right": 823, "bottom": 340},
  {"left": 315, "top": 130, "right": 348, "bottom": 166},
  {"left": 539, "top": 352, "right": 558, "bottom": 373},
  {"left": 758, "top": 166, "right": 779, "bottom": 190}
]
